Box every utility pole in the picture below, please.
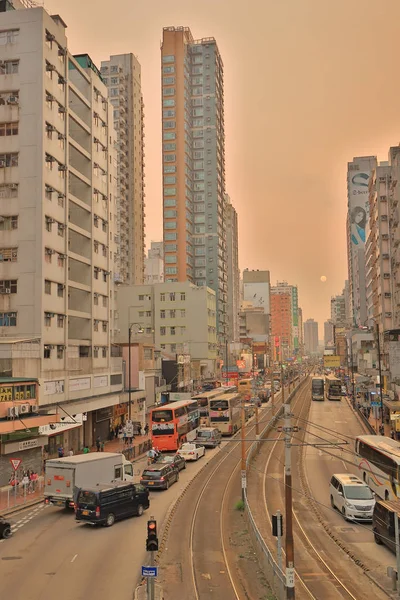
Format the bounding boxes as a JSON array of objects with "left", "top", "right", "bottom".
[
  {"left": 284, "top": 402, "right": 295, "bottom": 598},
  {"left": 395, "top": 512, "right": 400, "bottom": 598},
  {"left": 270, "top": 365, "right": 275, "bottom": 417},
  {"left": 241, "top": 397, "right": 246, "bottom": 501},
  {"left": 376, "top": 323, "right": 385, "bottom": 427},
  {"left": 281, "top": 362, "right": 285, "bottom": 405},
  {"left": 255, "top": 402, "right": 260, "bottom": 453}
]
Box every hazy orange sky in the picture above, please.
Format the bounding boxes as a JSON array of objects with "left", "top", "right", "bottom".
[{"left": 46, "top": 0, "right": 400, "bottom": 332}]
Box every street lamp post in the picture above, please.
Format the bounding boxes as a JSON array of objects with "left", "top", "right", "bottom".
[
  {"left": 376, "top": 323, "right": 385, "bottom": 427},
  {"left": 128, "top": 323, "right": 144, "bottom": 421}
]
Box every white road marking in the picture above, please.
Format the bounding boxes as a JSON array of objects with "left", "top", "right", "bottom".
[
  {"left": 71, "top": 554, "right": 78, "bottom": 563},
  {"left": 342, "top": 461, "right": 348, "bottom": 470}
]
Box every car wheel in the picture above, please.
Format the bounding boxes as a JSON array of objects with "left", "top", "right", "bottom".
[
  {"left": 2, "top": 526, "right": 11, "bottom": 539},
  {"left": 106, "top": 513, "right": 115, "bottom": 527},
  {"left": 341, "top": 507, "right": 347, "bottom": 521},
  {"left": 137, "top": 504, "right": 144, "bottom": 517},
  {"left": 374, "top": 531, "right": 383, "bottom": 545},
  {"left": 330, "top": 495, "right": 335, "bottom": 509},
  {"left": 166, "top": 479, "right": 170, "bottom": 490}
]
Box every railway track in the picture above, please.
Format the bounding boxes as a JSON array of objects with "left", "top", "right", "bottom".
[{"left": 249, "top": 378, "right": 389, "bottom": 599}]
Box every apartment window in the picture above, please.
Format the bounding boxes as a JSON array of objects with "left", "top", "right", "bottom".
[
  {"left": 102, "top": 271, "right": 107, "bottom": 282},
  {"left": 180, "top": 327, "right": 186, "bottom": 334},
  {"left": 160, "top": 326, "right": 166, "bottom": 336},
  {"left": 0, "top": 247, "right": 17, "bottom": 262},
  {"left": 57, "top": 254, "right": 65, "bottom": 267},
  {"left": 181, "top": 309, "right": 186, "bottom": 317},
  {"left": 163, "top": 142, "right": 176, "bottom": 151},
  {"left": 162, "top": 55, "right": 175, "bottom": 63},
  {"left": 160, "top": 310, "right": 165, "bottom": 319},
  {"left": 160, "top": 344, "right": 166, "bottom": 349},
  {"left": 102, "top": 220, "right": 107, "bottom": 232},
  {"left": 44, "top": 345, "right": 51, "bottom": 359},
  {"left": 102, "top": 347, "right": 107, "bottom": 358},
  {"left": 160, "top": 293, "right": 165, "bottom": 302},
  {"left": 165, "top": 221, "right": 176, "bottom": 230},
  {"left": 102, "top": 295, "right": 107, "bottom": 308},
  {"left": 102, "top": 321, "right": 107, "bottom": 332},
  {"left": 164, "top": 244, "right": 177, "bottom": 253},
  {"left": 165, "top": 233, "right": 177, "bottom": 241},
  {"left": 164, "top": 210, "right": 177, "bottom": 219},
  {"left": 165, "top": 267, "right": 177, "bottom": 275},
  {"left": 170, "top": 327, "right": 176, "bottom": 336},
  {"left": 0, "top": 122, "right": 18, "bottom": 136},
  {"left": 163, "top": 132, "right": 176, "bottom": 141},
  {"left": 94, "top": 320, "right": 99, "bottom": 332},
  {"left": 163, "top": 87, "right": 175, "bottom": 96},
  {"left": 0, "top": 215, "right": 17, "bottom": 230},
  {"left": 44, "top": 313, "right": 52, "bottom": 326},
  {"left": 146, "top": 311, "right": 151, "bottom": 317},
  {"left": 93, "top": 347, "right": 99, "bottom": 358},
  {"left": 57, "top": 223, "right": 64, "bottom": 237},
  {"left": 0, "top": 153, "right": 18, "bottom": 167},
  {"left": 0, "top": 60, "right": 18, "bottom": 75},
  {"left": 57, "top": 283, "right": 64, "bottom": 297},
  {"left": 170, "top": 310, "right": 176, "bottom": 318},
  {"left": 169, "top": 292, "right": 175, "bottom": 301},
  {"left": 94, "top": 215, "right": 99, "bottom": 228},
  {"left": 163, "top": 121, "right": 176, "bottom": 130},
  {"left": 57, "top": 314, "right": 64, "bottom": 328},
  {"left": 163, "top": 66, "right": 175, "bottom": 74},
  {"left": 44, "top": 280, "right": 51, "bottom": 295},
  {"left": 146, "top": 327, "right": 152, "bottom": 335},
  {"left": 180, "top": 293, "right": 186, "bottom": 301},
  {"left": 94, "top": 268, "right": 99, "bottom": 280},
  {"left": 165, "top": 255, "right": 176, "bottom": 263},
  {"left": 0, "top": 279, "right": 17, "bottom": 294},
  {"left": 94, "top": 294, "right": 99, "bottom": 306},
  {"left": 57, "top": 345, "right": 64, "bottom": 359},
  {"left": 138, "top": 294, "right": 145, "bottom": 301}
]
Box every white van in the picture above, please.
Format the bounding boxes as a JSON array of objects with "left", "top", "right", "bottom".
[{"left": 330, "top": 474, "right": 375, "bottom": 521}]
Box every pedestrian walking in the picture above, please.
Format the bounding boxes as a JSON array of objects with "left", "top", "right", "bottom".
[
  {"left": 21, "top": 472, "right": 29, "bottom": 496},
  {"left": 30, "top": 471, "right": 38, "bottom": 492},
  {"left": 57, "top": 445, "right": 64, "bottom": 458},
  {"left": 68, "top": 448, "right": 74, "bottom": 457},
  {"left": 379, "top": 424, "right": 385, "bottom": 436},
  {"left": 96, "top": 436, "right": 101, "bottom": 452},
  {"left": 144, "top": 423, "right": 149, "bottom": 436},
  {"left": 391, "top": 430, "right": 395, "bottom": 440},
  {"left": 100, "top": 441, "right": 105, "bottom": 452}
]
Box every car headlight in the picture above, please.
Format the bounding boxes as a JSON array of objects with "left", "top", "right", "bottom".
[{"left": 345, "top": 502, "right": 356, "bottom": 509}]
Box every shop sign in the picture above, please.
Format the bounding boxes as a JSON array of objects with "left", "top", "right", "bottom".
[
  {"left": 94, "top": 375, "right": 108, "bottom": 389},
  {"left": 113, "top": 404, "right": 127, "bottom": 417},
  {"left": 18, "top": 439, "right": 39, "bottom": 451},
  {"left": 39, "top": 415, "right": 83, "bottom": 436},
  {"left": 69, "top": 377, "right": 91, "bottom": 392},
  {"left": 96, "top": 407, "right": 113, "bottom": 422},
  {"left": 43, "top": 380, "right": 65, "bottom": 396}
]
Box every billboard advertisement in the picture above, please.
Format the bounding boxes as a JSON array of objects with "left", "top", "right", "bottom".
[
  {"left": 348, "top": 170, "right": 370, "bottom": 247},
  {"left": 323, "top": 355, "right": 341, "bottom": 368}
]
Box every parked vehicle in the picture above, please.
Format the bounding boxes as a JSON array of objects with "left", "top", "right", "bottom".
[
  {"left": 155, "top": 453, "right": 186, "bottom": 471},
  {"left": 372, "top": 499, "right": 400, "bottom": 551},
  {"left": 0, "top": 516, "right": 11, "bottom": 539},
  {"left": 178, "top": 442, "right": 206, "bottom": 461},
  {"left": 194, "top": 427, "right": 221, "bottom": 448},
  {"left": 140, "top": 464, "right": 179, "bottom": 490},
  {"left": 44, "top": 452, "right": 134, "bottom": 509},
  {"left": 244, "top": 403, "right": 255, "bottom": 420},
  {"left": 330, "top": 474, "right": 375, "bottom": 521},
  {"left": 75, "top": 482, "right": 149, "bottom": 527}
]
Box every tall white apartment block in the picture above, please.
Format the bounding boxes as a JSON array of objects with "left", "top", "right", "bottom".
[
  {"left": 100, "top": 54, "right": 145, "bottom": 285},
  {"left": 0, "top": 6, "right": 123, "bottom": 429},
  {"left": 145, "top": 241, "right": 164, "bottom": 284},
  {"left": 225, "top": 194, "right": 239, "bottom": 342}
]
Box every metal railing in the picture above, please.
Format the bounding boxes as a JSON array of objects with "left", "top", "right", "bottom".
[{"left": 244, "top": 376, "right": 308, "bottom": 600}]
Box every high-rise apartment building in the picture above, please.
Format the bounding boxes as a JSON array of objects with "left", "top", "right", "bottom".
[
  {"left": 298, "top": 307, "right": 304, "bottom": 352},
  {"left": 347, "top": 156, "right": 377, "bottom": 326},
  {"left": 331, "top": 292, "right": 347, "bottom": 326},
  {"left": 225, "top": 193, "right": 239, "bottom": 342},
  {"left": 389, "top": 146, "right": 400, "bottom": 329},
  {"left": 324, "top": 320, "right": 334, "bottom": 346},
  {"left": 0, "top": 4, "right": 124, "bottom": 448},
  {"left": 145, "top": 241, "right": 164, "bottom": 284},
  {"left": 270, "top": 292, "right": 292, "bottom": 360},
  {"left": 161, "top": 26, "right": 227, "bottom": 346},
  {"left": 100, "top": 54, "right": 145, "bottom": 285},
  {"left": 304, "top": 319, "right": 319, "bottom": 354},
  {"left": 271, "top": 281, "right": 299, "bottom": 352}
]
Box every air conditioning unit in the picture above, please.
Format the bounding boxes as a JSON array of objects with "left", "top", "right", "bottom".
[
  {"left": 30, "top": 405, "right": 39, "bottom": 414},
  {"left": 8, "top": 96, "right": 18, "bottom": 105},
  {"left": 7, "top": 406, "right": 18, "bottom": 418},
  {"left": 19, "top": 404, "right": 30, "bottom": 414},
  {"left": 4, "top": 288, "right": 11, "bottom": 294}
]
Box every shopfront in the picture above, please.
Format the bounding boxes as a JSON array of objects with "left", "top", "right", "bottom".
[
  {"left": 39, "top": 415, "right": 83, "bottom": 457},
  {"left": 92, "top": 406, "right": 113, "bottom": 442},
  {"left": 0, "top": 431, "right": 48, "bottom": 485}
]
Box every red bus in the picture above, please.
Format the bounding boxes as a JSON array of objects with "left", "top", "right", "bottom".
[{"left": 150, "top": 400, "right": 200, "bottom": 452}]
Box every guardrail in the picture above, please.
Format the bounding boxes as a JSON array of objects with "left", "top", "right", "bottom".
[{"left": 244, "top": 375, "right": 308, "bottom": 600}]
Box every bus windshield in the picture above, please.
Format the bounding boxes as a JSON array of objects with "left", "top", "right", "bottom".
[
  {"left": 210, "top": 400, "right": 229, "bottom": 410},
  {"left": 152, "top": 409, "right": 173, "bottom": 422},
  {"left": 312, "top": 380, "right": 324, "bottom": 392}
]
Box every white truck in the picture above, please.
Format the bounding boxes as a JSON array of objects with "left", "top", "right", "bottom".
[{"left": 44, "top": 452, "right": 134, "bottom": 509}]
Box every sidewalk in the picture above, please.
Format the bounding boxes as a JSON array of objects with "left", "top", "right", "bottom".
[{"left": 0, "top": 434, "right": 151, "bottom": 515}]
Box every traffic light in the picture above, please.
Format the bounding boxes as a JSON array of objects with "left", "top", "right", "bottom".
[
  {"left": 272, "top": 513, "right": 283, "bottom": 537},
  {"left": 146, "top": 519, "right": 159, "bottom": 552}
]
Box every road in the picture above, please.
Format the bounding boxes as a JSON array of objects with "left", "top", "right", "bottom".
[
  {"left": 303, "top": 395, "right": 397, "bottom": 593},
  {"left": 0, "top": 450, "right": 220, "bottom": 600},
  {"left": 247, "top": 378, "right": 390, "bottom": 599}
]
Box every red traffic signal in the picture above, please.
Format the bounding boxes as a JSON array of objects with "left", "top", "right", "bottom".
[{"left": 146, "top": 519, "right": 159, "bottom": 552}]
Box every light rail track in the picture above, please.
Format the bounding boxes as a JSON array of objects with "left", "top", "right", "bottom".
[{"left": 260, "top": 380, "right": 377, "bottom": 599}]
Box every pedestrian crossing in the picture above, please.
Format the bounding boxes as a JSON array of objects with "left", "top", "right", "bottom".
[{"left": 0, "top": 503, "right": 48, "bottom": 542}]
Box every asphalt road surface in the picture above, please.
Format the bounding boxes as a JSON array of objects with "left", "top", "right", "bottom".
[{"left": 0, "top": 449, "right": 219, "bottom": 600}]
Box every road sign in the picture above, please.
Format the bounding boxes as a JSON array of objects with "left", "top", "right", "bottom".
[
  {"left": 324, "top": 355, "right": 340, "bottom": 368},
  {"left": 371, "top": 401, "right": 381, "bottom": 407},
  {"left": 10, "top": 458, "right": 21, "bottom": 471},
  {"left": 241, "top": 469, "right": 247, "bottom": 489},
  {"left": 142, "top": 566, "right": 158, "bottom": 578}
]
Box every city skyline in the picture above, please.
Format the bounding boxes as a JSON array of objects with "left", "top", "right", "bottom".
[{"left": 44, "top": 0, "right": 400, "bottom": 330}]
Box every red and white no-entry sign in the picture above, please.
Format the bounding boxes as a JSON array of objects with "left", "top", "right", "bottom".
[{"left": 10, "top": 458, "right": 22, "bottom": 472}]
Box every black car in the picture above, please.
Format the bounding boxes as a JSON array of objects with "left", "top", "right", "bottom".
[
  {"left": 0, "top": 516, "right": 11, "bottom": 539},
  {"left": 155, "top": 453, "right": 186, "bottom": 471},
  {"left": 75, "top": 482, "right": 149, "bottom": 527},
  {"left": 140, "top": 464, "right": 179, "bottom": 490}
]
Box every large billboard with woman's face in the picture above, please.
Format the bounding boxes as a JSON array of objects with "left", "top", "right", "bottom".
[{"left": 348, "top": 170, "right": 370, "bottom": 246}]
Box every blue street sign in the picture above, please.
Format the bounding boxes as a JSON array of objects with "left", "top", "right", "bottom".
[
  {"left": 142, "top": 566, "right": 158, "bottom": 578},
  {"left": 371, "top": 401, "right": 381, "bottom": 407}
]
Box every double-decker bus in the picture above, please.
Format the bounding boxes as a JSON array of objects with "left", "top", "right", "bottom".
[
  {"left": 356, "top": 435, "right": 400, "bottom": 500},
  {"left": 311, "top": 376, "right": 324, "bottom": 401},
  {"left": 150, "top": 400, "right": 200, "bottom": 452},
  {"left": 191, "top": 386, "right": 237, "bottom": 425},
  {"left": 238, "top": 379, "right": 253, "bottom": 399},
  {"left": 325, "top": 374, "right": 341, "bottom": 401},
  {"left": 209, "top": 393, "right": 241, "bottom": 435}
]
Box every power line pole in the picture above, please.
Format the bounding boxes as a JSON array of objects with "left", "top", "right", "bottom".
[
  {"left": 241, "top": 397, "right": 246, "bottom": 501},
  {"left": 284, "top": 402, "right": 295, "bottom": 598},
  {"left": 376, "top": 323, "right": 384, "bottom": 427}
]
